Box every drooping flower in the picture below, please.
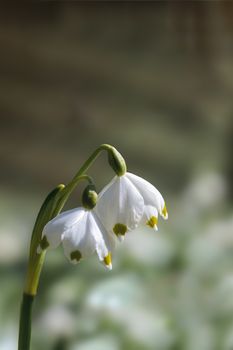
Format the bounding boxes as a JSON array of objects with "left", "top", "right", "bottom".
[
  {"left": 126, "top": 172, "right": 168, "bottom": 224},
  {"left": 39, "top": 197, "right": 116, "bottom": 270},
  {"left": 95, "top": 172, "right": 168, "bottom": 240}
]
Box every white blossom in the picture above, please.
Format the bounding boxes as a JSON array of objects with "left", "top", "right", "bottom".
[
  {"left": 38, "top": 172, "right": 167, "bottom": 270},
  {"left": 39, "top": 208, "right": 116, "bottom": 270},
  {"left": 95, "top": 172, "right": 168, "bottom": 240}
]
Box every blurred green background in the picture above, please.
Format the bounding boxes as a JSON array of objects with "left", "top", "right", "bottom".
[{"left": 0, "top": 2, "right": 233, "bottom": 350}]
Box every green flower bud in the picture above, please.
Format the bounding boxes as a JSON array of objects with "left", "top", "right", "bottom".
[
  {"left": 82, "top": 184, "right": 98, "bottom": 210},
  {"left": 108, "top": 147, "right": 127, "bottom": 176}
]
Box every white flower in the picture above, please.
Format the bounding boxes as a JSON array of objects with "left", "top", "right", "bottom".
[
  {"left": 126, "top": 172, "right": 168, "bottom": 226},
  {"left": 95, "top": 172, "right": 168, "bottom": 240},
  {"left": 39, "top": 208, "right": 116, "bottom": 270}
]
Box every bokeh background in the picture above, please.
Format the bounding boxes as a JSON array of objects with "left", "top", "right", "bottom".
[{"left": 1, "top": 2, "right": 233, "bottom": 350}]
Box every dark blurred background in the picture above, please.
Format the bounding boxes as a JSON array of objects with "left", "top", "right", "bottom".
[{"left": 0, "top": 2, "right": 233, "bottom": 350}]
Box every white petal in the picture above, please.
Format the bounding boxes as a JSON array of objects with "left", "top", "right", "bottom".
[
  {"left": 88, "top": 212, "right": 115, "bottom": 269},
  {"left": 91, "top": 212, "right": 117, "bottom": 255},
  {"left": 96, "top": 175, "right": 144, "bottom": 236},
  {"left": 126, "top": 172, "right": 166, "bottom": 215},
  {"left": 143, "top": 205, "right": 158, "bottom": 220},
  {"left": 88, "top": 212, "right": 108, "bottom": 259},
  {"left": 142, "top": 205, "right": 159, "bottom": 231},
  {"left": 62, "top": 211, "right": 96, "bottom": 263},
  {"left": 42, "top": 208, "right": 85, "bottom": 250}
]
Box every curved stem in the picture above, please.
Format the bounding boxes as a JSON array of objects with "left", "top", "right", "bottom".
[{"left": 56, "top": 144, "right": 113, "bottom": 209}]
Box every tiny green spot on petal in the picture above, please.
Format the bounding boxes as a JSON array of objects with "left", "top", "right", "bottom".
[
  {"left": 146, "top": 216, "right": 158, "bottom": 229},
  {"left": 40, "top": 236, "right": 50, "bottom": 250},
  {"left": 113, "top": 223, "right": 127, "bottom": 237},
  {"left": 104, "top": 252, "right": 112, "bottom": 266},
  {"left": 70, "top": 250, "right": 82, "bottom": 262},
  {"left": 162, "top": 204, "right": 168, "bottom": 219}
]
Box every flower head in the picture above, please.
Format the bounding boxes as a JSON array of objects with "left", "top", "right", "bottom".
[
  {"left": 39, "top": 200, "right": 116, "bottom": 270},
  {"left": 38, "top": 172, "right": 168, "bottom": 270},
  {"left": 95, "top": 172, "right": 168, "bottom": 240}
]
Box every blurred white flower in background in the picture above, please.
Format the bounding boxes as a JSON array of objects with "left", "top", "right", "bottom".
[
  {"left": 86, "top": 274, "right": 174, "bottom": 349},
  {"left": 213, "top": 274, "right": 233, "bottom": 318},
  {"left": 223, "top": 324, "right": 233, "bottom": 350},
  {"left": 123, "top": 308, "right": 174, "bottom": 349},
  {"left": 203, "top": 216, "right": 233, "bottom": 249},
  {"left": 171, "top": 172, "right": 227, "bottom": 235},
  {"left": 185, "top": 323, "right": 215, "bottom": 350},
  {"left": 0, "top": 224, "right": 25, "bottom": 264},
  {"left": 47, "top": 276, "right": 84, "bottom": 305},
  {"left": 86, "top": 274, "right": 144, "bottom": 311},
  {"left": 186, "top": 216, "right": 233, "bottom": 275},
  {"left": 122, "top": 226, "right": 174, "bottom": 267},
  {"left": 182, "top": 172, "right": 226, "bottom": 218},
  {"left": 70, "top": 334, "right": 119, "bottom": 350},
  {"left": 38, "top": 305, "right": 75, "bottom": 338},
  {"left": 0, "top": 328, "right": 17, "bottom": 350}
]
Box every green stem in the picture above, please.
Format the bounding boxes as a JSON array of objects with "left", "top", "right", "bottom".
[
  {"left": 18, "top": 185, "right": 64, "bottom": 350},
  {"left": 18, "top": 294, "right": 34, "bottom": 350},
  {"left": 18, "top": 144, "right": 115, "bottom": 350},
  {"left": 56, "top": 144, "right": 113, "bottom": 209}
]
